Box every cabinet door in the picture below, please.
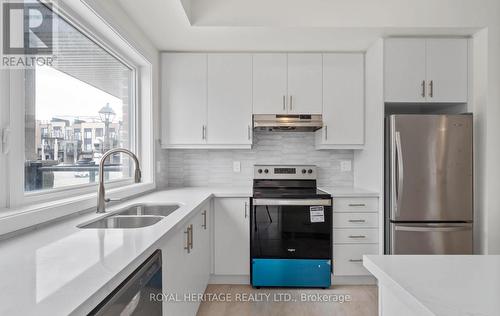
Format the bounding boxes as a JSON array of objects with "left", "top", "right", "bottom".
[
  {"left": 161, "top": 53, "right": 207, "bottom": 146},
  {"left": 214, "top": 198, "right": 250, "bottom": 275},
  {"left": 207, "top": 54, "right": 253, "bottom": 145},
  {"left": 287, "top": 53, "right": 323, "bottom": 114},
  {"left": 384, "top": 39, "right": 426, "bottom": 103},
  {"left": 320, "top": 53, "right": 364, "bottom": 146},
  {"left": 162, "top": 225, "right": 191, "bottom": 316},
  {"left": 192, "top": 204, "right": 211, "bottom": 294},
  {"left": 253, "top": 54, "right": 288, "bottom": 114},
  {"left": 426, "top": 39, "right": 468, "bottom": 103}
]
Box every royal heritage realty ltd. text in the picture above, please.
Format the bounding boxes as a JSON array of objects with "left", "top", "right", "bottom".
[{"left": 150, "top": 293, "right": 353, "bottom": 304}]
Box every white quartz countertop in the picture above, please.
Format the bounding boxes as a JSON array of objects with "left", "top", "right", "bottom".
[
  {"left": 0, "top": 185, "right": 374, "bottom": 316},
  {"left": 0, "top": 186, "right": 250, "bottom": 316},
  {"left": 363, "top": 255, "right": 500, "bottom": 316},
  {"left": 320, "top": 186, "right": 379, "bottom": 197}
]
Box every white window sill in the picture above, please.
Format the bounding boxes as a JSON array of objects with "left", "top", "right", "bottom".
[{"left": 0, "top": 182, "right": 155, "bottom": 237}]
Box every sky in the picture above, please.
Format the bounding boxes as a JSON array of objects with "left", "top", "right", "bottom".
[{"left": 35, "top": 66, "right": 124, "bottom": 123}]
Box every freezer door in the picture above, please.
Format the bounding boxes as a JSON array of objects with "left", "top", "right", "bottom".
[
  {"left": 390, "top": 223, "right": 473, "bottom": 254},
  {"left": 389, "top": 115, "right": 473, "bottom": 221}
]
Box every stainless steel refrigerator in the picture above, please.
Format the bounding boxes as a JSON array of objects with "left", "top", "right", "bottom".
[{"left": 385, "top": 114, "right": 473, "bottom": 254}]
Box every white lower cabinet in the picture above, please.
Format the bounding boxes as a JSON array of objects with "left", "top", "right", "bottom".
[
  {"left": 214, "top": 198, "right": 250, "bottom": 275},
  {"left": 332, "top": 196, "right": 380, "bottom": 278},
  {"left": 333, "top": 244, "right": 379, "bottom": 276},
  {"left": 162, "top": 201, "right": 210, "bottom": 316}
]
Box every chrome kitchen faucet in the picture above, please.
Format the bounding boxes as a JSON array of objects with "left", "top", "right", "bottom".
[{"left": 97, "top": 148, "right": 141, "bottom": 213}]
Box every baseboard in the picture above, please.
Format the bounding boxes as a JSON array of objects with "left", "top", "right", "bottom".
[
  {"left": 332, "top": 275, "right": 377, "bottom": 285},
  {"left": 208, "top": 274, "right": 376, "bottom": 286},
  {"left": 209, "top": 274, "right": 250, "bottom": 284}
]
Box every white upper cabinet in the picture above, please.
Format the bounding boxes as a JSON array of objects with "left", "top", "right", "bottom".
[
  {"left": 161, "top": 53, "right": 207, "bottom": 146},
  {"left": 384, "top": 39, "right": 427, "bottom": 103},
  {"left": 253, "top": 54, "right": 288, "bottom": 114},
  {"left": 316, "top": 53, "right": 364, "bottom": 149},
  {"left": 207, "top": 54, "right": 253, "bottom": 145},
  {"left": 384, "top": 38, "right": 468, "bottom": 103},
  {"left": 426, "top": 39, "right": 468, "bottom": 103},
  {"left": 287, "top": 53, "right": 323, "bottom": 114}
]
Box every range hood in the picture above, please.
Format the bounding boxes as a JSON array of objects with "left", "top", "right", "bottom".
[{"left": 253, "top": 114, "right": 323, "bottom": 132}]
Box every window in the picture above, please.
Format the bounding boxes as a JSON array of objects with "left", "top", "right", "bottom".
[{"left": 23, "top": 4, "right": 135, "bottom": 193}]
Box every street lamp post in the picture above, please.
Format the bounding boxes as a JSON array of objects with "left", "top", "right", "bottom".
[{"left": 98, "top": 103, "right": 116, "bottom": 153}]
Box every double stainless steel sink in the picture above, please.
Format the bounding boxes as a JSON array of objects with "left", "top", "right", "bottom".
[{"left": 78, "top": 204, "right": 180, "bottom": 229}]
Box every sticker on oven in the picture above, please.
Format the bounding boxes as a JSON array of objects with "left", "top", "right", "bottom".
[{"left": 310, "top": 206, "right": 325, "bottom": 223}]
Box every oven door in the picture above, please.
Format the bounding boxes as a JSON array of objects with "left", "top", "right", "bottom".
[{"left": 251, "top": 198, "right": 332, "bottom": 259}]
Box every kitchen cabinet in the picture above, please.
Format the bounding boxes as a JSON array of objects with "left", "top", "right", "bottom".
[
  {"left": 252, "top": 53, "right": 322, "bottom": 115},
  {"left": 162, "top": 202, "right": 211, "bottom": 316},
  {"left": 207, "top": 54, "right": 253, "bottom": 145},
  {"left": 214, "top": 198, "right": 250, "bottom": 275},
  {"left": 332, "top": 196, "right": 380, "bottom": 278},
  {"left": 161, "top": 53, "right": 207, "bottom": 146},
  {"left": 425, "top": 39, "right": 468, "bottom": 103},
  {"left": 384, "top": 38, "right": 468, "bottom": 103},
  {"left": 252, "top": 54, "right": 288, "bottom": 114},
  {"left": 287, "top": 53, "right": 323, "bottom": 114},
  {"left": 316, "top": 53, "right": 364, "bottom": 149},
  {"left": 161, "top": 53, "right": 252, "bottom": 149}
]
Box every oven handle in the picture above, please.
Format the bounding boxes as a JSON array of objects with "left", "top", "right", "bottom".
[{"left": 252, "top": 199, "right": 332, "bottom": 206}]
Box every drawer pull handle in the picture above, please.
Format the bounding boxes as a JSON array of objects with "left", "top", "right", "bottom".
[
  {"left": 348, "top": 219, "right": 366, "bottom": 223},
  {"left": 349, "top": 259, "right": 363, "bottom": 263},
  {"left": 348, "top": 203, "right": 366, "bottom": 207},
  {"left": 348, "top": 235, "right": 366, "bottom": 239}
]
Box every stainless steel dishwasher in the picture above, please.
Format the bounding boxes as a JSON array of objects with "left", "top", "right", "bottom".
[{"left": 89, "top": 250, "right": 162, "bottom": 316}]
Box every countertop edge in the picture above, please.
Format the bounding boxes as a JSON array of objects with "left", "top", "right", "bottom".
[{"left": 363, "top": 255, "right": 436, "bottom": 316}]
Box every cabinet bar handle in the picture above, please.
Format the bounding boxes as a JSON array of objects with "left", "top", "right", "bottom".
[
  {"left": 202, "top": 210, "right": 207, "bottom": 229},
  {"left": 248, "top": 125, "right": 251, "bottom": 140},
  {"left": 325, "top": 125, "right": 328, "bottom": 140},
  {"left": 348, "top": 235, "right": 366, "bottom": 239},
  {"left": 429, "top": 80, "right": 434, "bottom": 98},
  {"left": 289, "top": 95, "right": 293, "bottom": 111},
  {"left": 202, "top": 125, "right": 206, "bottom": 140},
  {"left": 349, "top": 259, "right": 363, "bottom": 263},
  {"left": 184, "top": 225, "right": 193, "bottom": 253},
  {"left": 348, "top": 219, "right": 366, "bottom": 223},
  {"left": 283, "top": 95, "right": 286, "bottom": 110},
  {"left": 348, "top": 203, "right": 366, "bottom": 207},
  {"left": 244, "top": 202, "right": 248, "bottom": 218},
  {"left": 421, "top": 80, "right": 426, "bottom": 98},
  {"left": 189, "top": 224, "right": 193, "bottom": 249}
]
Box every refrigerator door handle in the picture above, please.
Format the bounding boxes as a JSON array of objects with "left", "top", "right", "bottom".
[
  {"left": 395, "top": 225, "right": 471, "bottom": 232},
  {"left": 395, "top": 131, "right": 404, "bottom": 217}
]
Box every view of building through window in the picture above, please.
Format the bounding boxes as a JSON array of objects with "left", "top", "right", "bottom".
[{"left": 24, "top": 8, "right": 134, "bottom": 192}]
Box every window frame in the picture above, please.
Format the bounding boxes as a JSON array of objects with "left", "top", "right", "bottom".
[{"left": 0, "top": 0, "right": 155, "bottom": 227}]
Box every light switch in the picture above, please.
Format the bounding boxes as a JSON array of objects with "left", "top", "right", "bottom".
[
  {"left": 340, "top": 160, "right": 352, "bottom": 172},
  {"left": 233, "top": 161, "right": 241, "bottom": 173}
]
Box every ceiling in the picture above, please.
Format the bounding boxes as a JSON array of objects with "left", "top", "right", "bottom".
[{"left": 115, "top": 0, "right": 483, "bottom": 51}]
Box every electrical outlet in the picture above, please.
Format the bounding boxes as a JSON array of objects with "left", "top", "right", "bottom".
[
  {"left": 233, "top": 161, "right": 241, "bottom": 173},
  {"left": 340, "top": 160, "right": 352, "bottom": 172}
]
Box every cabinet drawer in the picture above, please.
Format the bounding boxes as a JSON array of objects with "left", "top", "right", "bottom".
[
  {"left": 333, "top": 228, "right": 379, "bottom": 244},
  {"left": 333, "top": 213, "right": 378, "bottom": 228},
  {"left": 333, "top": 198, "right": 378, "bottom": 212},
  {"left": 333, "top": 244, "right": 379, "bottom": 276}
]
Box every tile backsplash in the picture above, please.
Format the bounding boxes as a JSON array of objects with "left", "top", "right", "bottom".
[{"left": 157, "top": 131, "right": 354, "bottom": 188}]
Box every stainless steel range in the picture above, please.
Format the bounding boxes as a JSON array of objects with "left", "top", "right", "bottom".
[{"left": 250, "top": 165, "right": 333, "bottom": 288}]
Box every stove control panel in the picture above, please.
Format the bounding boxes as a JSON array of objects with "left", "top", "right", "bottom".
[{"left": 254, "top": 165, "right": 317, "bottom": 180}]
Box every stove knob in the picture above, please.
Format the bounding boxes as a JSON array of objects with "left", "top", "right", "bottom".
[
  {"left": 264, "top": 169, "right": 269, "bottom": 174},
  {"left": 257, "top": 169, "right": 263, "bottom": 174},
  {"left": 301, "top": 169, "right": 307, "bottom": 174},
  {"left": 308, "top": 169, "right": 313, "bottom": 174}
]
